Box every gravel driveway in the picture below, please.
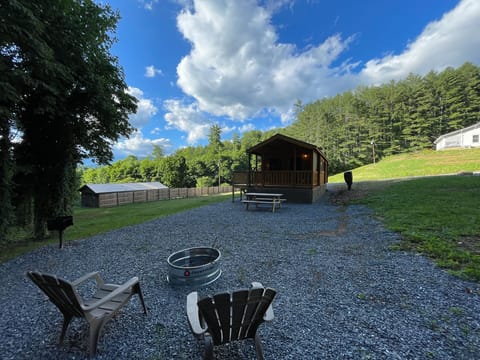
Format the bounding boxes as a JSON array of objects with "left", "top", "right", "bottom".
[{"left": 1, "top": 193, "right": 479, "bottom": 359}]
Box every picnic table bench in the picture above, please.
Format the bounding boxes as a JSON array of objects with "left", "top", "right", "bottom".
[{"left": 241, "top": 193, "right": 285, "bottom": 212}]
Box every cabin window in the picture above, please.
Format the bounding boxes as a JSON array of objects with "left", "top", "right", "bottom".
[{"left": 473, "top": 134, "right": 479, "bottom": 143}]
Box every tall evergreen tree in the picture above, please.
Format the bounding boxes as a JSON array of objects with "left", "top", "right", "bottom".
[
  {"left": 459, "top": 62, "right": 480, "bottom": 126},
  {"left": 443, "top": 67, "right": 467, "bottom": 131}
]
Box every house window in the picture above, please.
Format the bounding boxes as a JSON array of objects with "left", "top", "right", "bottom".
[{"left": 473, "top": 134, "right": 479, "bottom": 143}]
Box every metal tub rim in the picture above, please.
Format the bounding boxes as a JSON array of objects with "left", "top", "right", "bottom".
[{"left": 167, "top": 247, "right": 221, "bottom": 286}]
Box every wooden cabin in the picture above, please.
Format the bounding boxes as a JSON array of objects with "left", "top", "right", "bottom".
[{"left": 232, "top": 134, "right": 328, "bottom": 203}]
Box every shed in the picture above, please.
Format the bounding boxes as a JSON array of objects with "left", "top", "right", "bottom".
[
  {"left": 232, "top": 134, "right": 328, "bottom": 203},
  {"left": 434, "top": 122, "right": 480, "bottom": 150},
  {"left": 79, "top": 182, "right": 168, "bottom": 208}
]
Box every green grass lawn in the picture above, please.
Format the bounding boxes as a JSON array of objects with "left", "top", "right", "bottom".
[
  {"left": 356, "top": 175, "right": 480, "bottom": 282},
  {"left": 0, "top": 193, "right": 231, "bottom": 263},
  {"left": 329, "top": 148, "right": 480, "bottom": 182}
]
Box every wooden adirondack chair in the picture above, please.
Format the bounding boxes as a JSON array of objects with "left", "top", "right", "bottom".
[
  {"left": 27, "top": 271, "right": 147, "bottom": 357},
  {"left": 187, "top": 282, "right": 276, "bottom": 360}
]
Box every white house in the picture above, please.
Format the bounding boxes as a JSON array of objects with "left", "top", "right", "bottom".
[{"left": 434, "top": 122, "right": 480, "bottom": 150}]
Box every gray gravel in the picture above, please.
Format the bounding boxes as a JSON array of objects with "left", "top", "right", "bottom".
[{"left": 1, "top": 194, "right": 479, "bottom": 360}]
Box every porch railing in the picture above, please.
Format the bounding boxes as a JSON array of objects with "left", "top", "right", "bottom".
[{"left": 232, "top": 170, "right": 323, "bottom": 188}]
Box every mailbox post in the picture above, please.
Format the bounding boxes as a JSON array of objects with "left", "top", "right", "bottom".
[{"left": 47, "top": 216, "right": 73, "bottom": 249}]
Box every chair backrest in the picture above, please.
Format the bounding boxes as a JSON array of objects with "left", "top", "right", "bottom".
[
  {"left": 27, "top": 271, "right": 84, "bottom": 318},
  {"left": 197, "top": 286, "right": 276, "bottom": 346}
]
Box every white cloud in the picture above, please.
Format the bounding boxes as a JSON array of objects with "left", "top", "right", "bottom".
[
  {"left": 220, "top": 125, "right": 235, "bottom": 134},
  {"left": 361, "top": 0, "right": 480, "bottom": 83},
  {"left": 138, "top": 0, "right": 159, "bottom": 11},
  {"left": 114, "top": 130, "right": 171, "bottom": 157},
  {"left": 145, "top": 65, "right": 163, "bottom": 78},
  {"left": 238, "top": 123, "right": 256, "bottom": 133},
  {"left": 163, "top": 99, "right": 211, "bottom": 144},
  {"left": 126, "top": 87, "right": 158, "bottom": 128},
  {"left": 176, "top": 0, "right": 355, "bottom": 121}
]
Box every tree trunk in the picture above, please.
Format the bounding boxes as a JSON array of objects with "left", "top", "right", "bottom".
[{"left": 0, "top": 121, "right": 14, "bottom": 242}]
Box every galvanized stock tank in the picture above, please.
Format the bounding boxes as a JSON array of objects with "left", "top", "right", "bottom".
[{"left": 167, "top": 247, "right": 222, "bottom": 286}]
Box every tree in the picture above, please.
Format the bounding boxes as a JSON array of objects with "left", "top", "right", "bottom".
[
  {"left": 151, "top": 145, "right": 165, "bottom": 160},
  {"left": 207, "top": 125, "right": 224, "bottom": 186},
  {"left": 139, "top": 158, "right": 160, "bottom": 181},
  {"left": 2, "top": 0, "right": 137, "bottom": 239},
  {"left": 0, "top": 0, "right": 48, "bottom": 239},
  {"left": 160, "top": 155, "right": 192, "bottom": 188},
  {"left": 208, "top": 124, "right": 222, "bottom": 151},
  {"left": 458, "top": 62, "right": 480, "bottom": 127}
]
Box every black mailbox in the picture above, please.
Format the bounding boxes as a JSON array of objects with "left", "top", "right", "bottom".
[
  {"left": 47, "top": 216, "right": 73, "bottom": 248},
  {"left": 344, "top": 171, "right": 353, "bottom": 191}
]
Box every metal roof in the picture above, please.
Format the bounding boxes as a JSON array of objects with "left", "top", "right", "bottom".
[{"left": 80, "top": 182, "right": 168, "bottom": 194}]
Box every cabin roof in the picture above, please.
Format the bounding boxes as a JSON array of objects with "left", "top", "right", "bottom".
[
  {"left": 247, "top": 133, "right": 328, "bottom": 160},
  {"left": 80, "top": 182, "right": 167, "bottom": 194}
]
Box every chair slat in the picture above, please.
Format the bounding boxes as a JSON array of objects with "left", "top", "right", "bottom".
[
  {"left": 231, "top": 290, "right": 248, "bottom": 340},
  {"left": 198, "top": 297, "right": 222, "bottom": 345},
  {"left": 246, "top": 288, "right": 276, "bottom": 338},
  {"left": 213, "top": 293, "right": 232, "bottom": 343},
  {"left": 29, "top": 273, "right": 84, "bottom": 317},
  {"left": 239, "top": 288, "right": 263, "bottom": 339}
]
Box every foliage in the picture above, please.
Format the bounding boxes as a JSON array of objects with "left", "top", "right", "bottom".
[
  {"left": 159, "top": 155, "right": 192, "bottom": 187},
  {"left": 358, "top": 176, "right": 480, "bottom": 281},
  {"left": 1, "top": 0, "right": 136, "bottom": 239},
  {"left": 196, "top": 176, "right": 215, "bottom": 188}
]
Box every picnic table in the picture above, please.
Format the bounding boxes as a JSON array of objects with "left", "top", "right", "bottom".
[{"left": 241, "top": 192, "right": 285, "bottom": 212}]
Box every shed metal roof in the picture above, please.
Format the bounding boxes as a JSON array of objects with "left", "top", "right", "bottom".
[{"left": 80, "top": 182, "right": 167, "bottom": 194}]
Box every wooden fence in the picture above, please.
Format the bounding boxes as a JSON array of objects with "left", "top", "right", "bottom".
[{"left": 93, "top": 186, "right": 233, "bottom": 208}]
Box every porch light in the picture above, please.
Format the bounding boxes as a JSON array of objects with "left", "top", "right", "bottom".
[{"left": 302, "top": 153, "right": 309, "bottom": 159}]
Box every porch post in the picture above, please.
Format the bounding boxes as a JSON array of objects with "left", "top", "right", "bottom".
[
  {"left": 260, "top": 151, "right": 264, "bottom": 186},
  {"left": 248, "top": 154, "right": 251, "bottom": 186},
  {"left": 293, "top": 146, "right": 297, "bottom": 187}
]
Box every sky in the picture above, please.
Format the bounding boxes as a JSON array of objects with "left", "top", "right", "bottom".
[{"left": 99, "top": 0, "right": 480, "bottom": 161}]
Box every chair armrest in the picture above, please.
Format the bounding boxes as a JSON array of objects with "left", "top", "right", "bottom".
[
  {"left": 81, "top": 277, "right": 139, "bottom": 310},
  {"left": 251, "top": 281, "right": 264, "bottom": 289},
  {"left": 263, "top": 303, "right": 274, "bottom": 322},
  {"left": 251, "top": 282, "right": 275, "bottom": 322},
  {"left": 186, "top": 292, "right": 207, "bottom": 337},
  {"left": 71, "top": 272, "right": 103, "bottom": 287}
]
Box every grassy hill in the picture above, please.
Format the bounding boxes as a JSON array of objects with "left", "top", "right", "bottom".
[{"left": 328, "top": 148, "right": 480, "bottom": 183}]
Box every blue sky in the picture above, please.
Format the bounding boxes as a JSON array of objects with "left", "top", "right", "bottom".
[{"left": 100, "top": 0, "right": 480, "bottom": 161}]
